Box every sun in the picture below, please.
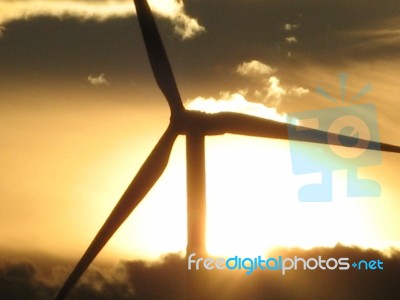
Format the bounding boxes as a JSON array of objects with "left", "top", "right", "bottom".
[
  {"left": 204, "top": 135, "right": 375, "bottom": 257},
  {"left": 205, "top": 135, "right": 293, "bottom": 256},
  {"left": 105, "top": 133, "right": 378, "bottom": 261}
]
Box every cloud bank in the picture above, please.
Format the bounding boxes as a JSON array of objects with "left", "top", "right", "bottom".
[
  {"left": 0, "top": 0, "right": 205, "bottom": 39},
  {"left": 1, "top": 246, "right": 399, "bottom": 299},
  {"left": 186, "top": 60, "right": 309, "bottom": 120}
]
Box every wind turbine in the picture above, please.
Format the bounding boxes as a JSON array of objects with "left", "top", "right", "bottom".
[{"left": 55, "top": 0, "right": 400, "bottom": 299}]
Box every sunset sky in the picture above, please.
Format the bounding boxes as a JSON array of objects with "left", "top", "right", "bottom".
[{"left": 0, "top": 1, "right": 400, "bottom": 298}]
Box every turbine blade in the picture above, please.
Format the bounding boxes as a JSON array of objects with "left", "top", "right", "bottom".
[
  {"left": 201, "top": 112, "right": 400, "bottom": 153},
  {"left": 134, "top": 0, "right": 184, "bottom": 115},
  {"left": 55, "top": 126, "right": 178, "bottom": 300}
]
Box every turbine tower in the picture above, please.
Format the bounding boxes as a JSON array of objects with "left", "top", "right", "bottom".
[{"left": 55, "top": 0, "right": 400, "bottom": 299}]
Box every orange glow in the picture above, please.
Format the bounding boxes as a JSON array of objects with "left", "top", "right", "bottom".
[
  {"left": 1, "top": 91, "right": 399, "bottom": 263},
  {"left": 107, "top": 135, "right": 396, "bottom": 260}
]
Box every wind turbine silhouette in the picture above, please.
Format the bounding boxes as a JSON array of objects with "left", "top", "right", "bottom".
[{"left": 55, "top": 0, "right": 400, "bottom": 299}]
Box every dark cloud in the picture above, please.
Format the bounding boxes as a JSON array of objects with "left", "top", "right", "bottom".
[
  {"left": 123, "top": 254, "right": 186, "bottom": 299},
  {"left": 1, "top": 246, "right": 400, "bottom": 299},
  {"left": 0, "top": 259, "right": 134, "bottom": 300},
  {"left": 184, "top": 0, "right": 400, "bottom": 64},
  {"left": 0, "top": 25, "right": 5, "bottom": 38},
  {"left": 2, "top": 0, "right": 399, "bottom": 92},
  {"left": 0, "top": 261, "right": 56, "bottom": 300},
  {"left": 0, "top": 17, "right": 144, "bottom": 84}
]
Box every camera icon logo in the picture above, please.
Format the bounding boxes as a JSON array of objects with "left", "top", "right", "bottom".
[{"left": 287, "top": 75, "right": 382, "bottom": 202}]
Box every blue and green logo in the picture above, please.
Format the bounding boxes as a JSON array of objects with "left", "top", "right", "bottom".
[{"left": 287, "top": 74, "right": 381, "bottom": 202}]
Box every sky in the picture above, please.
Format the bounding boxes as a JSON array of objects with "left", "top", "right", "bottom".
[{"left": 1, "top": 0, "right": 400, "bottom": 298}]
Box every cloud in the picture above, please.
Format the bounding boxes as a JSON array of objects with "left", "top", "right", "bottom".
[
  {"left": 285, "top": 36, "right": 298, "bottom": 44},
  {"left": 290, "top": 86, "right": 309, "bottom": 97},
  {"left": 264, "top": 76, "right": 286, "bottom": 103},
  {"left": 345, "top": 16, "right": 400, "bottom": 51},
  {"left": 284, "top": 23, "right": 299, "bottom": 31},
  {"left": 0, "top": 261, "right": 57, "bottom": 299},
  {"left": 0, "top": 0, "right": 204, "bottom": 39},
  {"left": 1, "top": 246, "right": 400, "bottom": 299},
  {"left": 261, "top": 76, "right": 309, "bottom": 107},
  {"left": 236, "top": 60, "right": 275, "bottom": 76},
  {"left": 0, "top": 259, "right": 134, "bottom": 299},
  {"left": 264, "top": 76, "right": 309, "bottom": 105},
  {"left": 235, "top": 60, "right": 309, "bottom": 107},
  {"left": 123, "top": 254, "right": 185, "bottom": 299},
  {"left": 181, "top": 0, "right": 400, "bottom": 63},
  {"left": 0, "top": 26, "right": 5, "bottom": 38},
  {"left": 170, "top": 10, "right": 205, "bottom": 39},
  {"left": 186, "top": 91, "right": 287, "bottom": 122},
  {"left": 88, "top": 73, "right": 109, "bottom": 86}
]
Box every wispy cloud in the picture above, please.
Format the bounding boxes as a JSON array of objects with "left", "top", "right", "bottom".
[
  {"left": 88, "top": 73, "right": 109, "bottom": 86},
  {"left": 0, "top": 0, "right": 204, "bottom": 39},
  {"left": 346, "top": 17, "right": 400, "bottom": 50},
  {"left": 236, "top": 60, "right": 275, "bottom": 76}
]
